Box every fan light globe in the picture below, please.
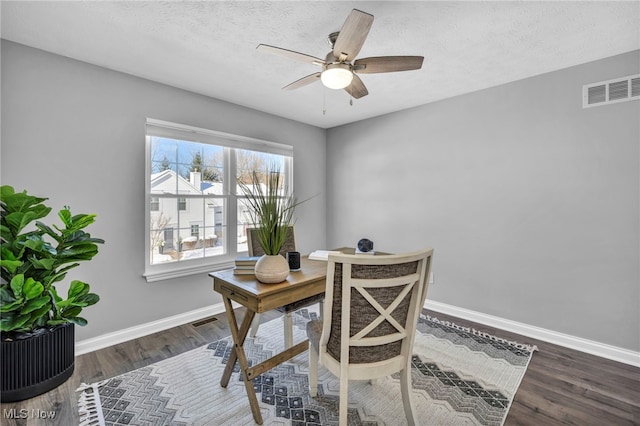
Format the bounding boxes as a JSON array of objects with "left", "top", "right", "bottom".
[{"left": 321, "top": 65, "right": 353, "bottom": 89}]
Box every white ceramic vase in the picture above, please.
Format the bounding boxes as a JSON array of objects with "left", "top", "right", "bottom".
[{"left": 254, "top": 254, "right": 289, "bottom": 284}]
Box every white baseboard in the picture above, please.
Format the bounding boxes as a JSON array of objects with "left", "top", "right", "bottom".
[
  {"left": 424, "top": 300, "right": 640, "bottom": 367},
  {"left": 75, "top": 302, "right": 233, "bottom": 356},
  {"left": 77, "top": 299, "right": 639, "bottom": 368}
]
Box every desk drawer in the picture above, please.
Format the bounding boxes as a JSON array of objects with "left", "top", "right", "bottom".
[
  {"left": 258, "top": 280, "right": 325, "bottom": 312},
  {"left": 215, "top": 281, "right": 259, "bottom": 312}
]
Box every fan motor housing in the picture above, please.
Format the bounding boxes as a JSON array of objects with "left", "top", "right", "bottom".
[
  {"left": 325, "top": 51, "right": 351, "bottom": 66},
  {"left": 327, "top": 31, "right": 340, "bottom": 48}
]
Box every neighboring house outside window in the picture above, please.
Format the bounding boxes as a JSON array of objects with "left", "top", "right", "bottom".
[{"left": 145, "top": 119, "right": 293, "bottom": 282}]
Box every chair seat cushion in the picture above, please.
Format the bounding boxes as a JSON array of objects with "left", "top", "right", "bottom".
[
  {"left": 276, "top": 293, "right": 324, "bottom": 314},
  {"left": 306, "top": 319, "right": 323, "bottom": 353}
]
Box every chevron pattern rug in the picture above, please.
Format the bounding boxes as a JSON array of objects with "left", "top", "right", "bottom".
[{"left": 77, "top": 309, "right": 536, "bottom": 425}]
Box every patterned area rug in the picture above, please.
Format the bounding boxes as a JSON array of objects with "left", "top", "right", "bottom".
[{"left": 77, "top": 309, "right": 536, "bottom": 425}]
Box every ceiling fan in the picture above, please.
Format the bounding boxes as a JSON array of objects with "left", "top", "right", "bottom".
[{"left": 257, "top": 9, "right": 424, "bottom": 99}]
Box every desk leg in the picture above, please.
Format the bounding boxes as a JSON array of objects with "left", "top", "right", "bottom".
[
  {"left": 219, "top": 297, "right": 263, "bottom": 424},
  {"left": 220, "top": 297, "right": 255, "bottom": 386}
]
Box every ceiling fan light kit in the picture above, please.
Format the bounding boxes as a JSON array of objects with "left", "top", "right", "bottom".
[
  {"left": 321, "top": 64, "right": 353, "bottom": 89},
  {"left": 257, "top": 8, "right": 424, "bottom": 100}
]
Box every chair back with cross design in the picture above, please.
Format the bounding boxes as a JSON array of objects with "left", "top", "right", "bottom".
[
  {"left": 246, "top": 226, "right": 296, "bottom": 257},
  {"left": 306, "top": 248, "right": 434, "bottom": 426}
]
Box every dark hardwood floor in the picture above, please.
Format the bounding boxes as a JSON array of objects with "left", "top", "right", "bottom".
[{"left": 1, "top": 308, "right": 638, "bottom": 425}]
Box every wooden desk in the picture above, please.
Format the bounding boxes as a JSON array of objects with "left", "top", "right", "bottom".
[{"left": 209, "top": 254, "right": 330, "bottom": 425}]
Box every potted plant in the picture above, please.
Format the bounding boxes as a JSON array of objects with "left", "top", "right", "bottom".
[
  {"left": 238, "top": 166, "right": 306, "bottom": 283},
  {"left": 0, "top": 186, "right": 104, "bottom": 402}
]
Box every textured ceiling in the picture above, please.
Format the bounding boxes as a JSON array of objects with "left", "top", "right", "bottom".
[{"left": 2, "top": 1, "right": 639, "bottom": 128}]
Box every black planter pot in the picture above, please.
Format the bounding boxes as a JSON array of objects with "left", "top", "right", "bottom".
[{"left": 1, "top": 323, "right": 75, "bottom": 402}]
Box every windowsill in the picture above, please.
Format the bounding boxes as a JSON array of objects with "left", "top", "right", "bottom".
[{"left": 144, "top": 258, "right": 236, "bottom": 283}]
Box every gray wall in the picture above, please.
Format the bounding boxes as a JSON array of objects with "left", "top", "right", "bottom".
[
  {"left": 326, "top": 50, "right": 640, "bottom": 351},
  {"left": 0, "top": 40, "right": 327, "bottom": 341},
  {"left": 3, "top": 39, "right": 638, "bottom": 352}
]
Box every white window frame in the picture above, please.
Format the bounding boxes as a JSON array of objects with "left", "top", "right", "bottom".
[{"left": 144, "top": 119, "right": 293, "bottom": 282}]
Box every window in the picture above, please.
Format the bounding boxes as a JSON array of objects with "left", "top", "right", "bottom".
[
  {"left": 145, "top": 119, "right": 293, "bottom": 282},
  {"left": 178, "top": 198, "right": 187, "bottom": 211}
]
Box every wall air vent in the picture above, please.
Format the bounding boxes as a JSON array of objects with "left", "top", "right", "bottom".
[{"left": 583, "top": 74, "right": 640, "bottom": 108}]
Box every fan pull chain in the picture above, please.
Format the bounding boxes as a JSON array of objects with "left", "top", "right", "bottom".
[
  {"left": 323, "top": 88, "right": 327, "bottom": 115},
  {"left": 350, "top": 96, "right": 353, "bottom": 106}
]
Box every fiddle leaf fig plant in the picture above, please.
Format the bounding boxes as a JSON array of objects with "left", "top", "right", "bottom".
[{"left": 0, "top": 185, "right": 104, "bottom": 334}]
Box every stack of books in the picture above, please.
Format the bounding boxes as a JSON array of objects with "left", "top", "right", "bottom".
[
  {"left": 308, "top": 250, "right": 342, "bottom": 261},
  {"left": 233, "top": 256, "right": 261, "bottom": 275}
]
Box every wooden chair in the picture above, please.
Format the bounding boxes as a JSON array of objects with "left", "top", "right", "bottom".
[
  {"left": 246, "top": 226, "right": 324, "bottom": 348},
  {"left": 246, "top": 225, "right": 297, "bottom": 260},
  {"left": 306, "top": 248, "right": 434, "bottom": 425}
]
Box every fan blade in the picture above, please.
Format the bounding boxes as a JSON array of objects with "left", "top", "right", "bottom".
[
  {"left": 344, "top": 74, "right": 368, "bottom": 99},
  {"left": 257, "top": 44, "right": 325, "bottom": 66},
  {"left": 333, "top": 9, "right": 374, "bottom": 61},
  {"left": 283, "top": 73, "right": 322, "bottom": 90},
  {"left": 354, "top": 56, "right": 424, "bottom": 74}
]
